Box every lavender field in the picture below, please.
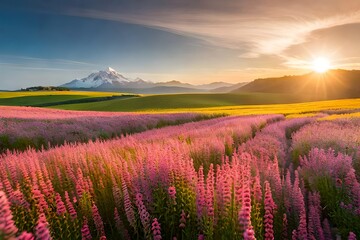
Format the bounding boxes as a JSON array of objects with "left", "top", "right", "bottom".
[
  {"left": 1, "top": 111, "right": 359, "bottom": 240},
  {"left": 0, "top": 106, "right": 218, "bottom": 152}
]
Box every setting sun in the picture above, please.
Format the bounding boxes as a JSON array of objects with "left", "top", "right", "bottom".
[{"left": 312, "top": 57, "right": 331, "bottom": 73}]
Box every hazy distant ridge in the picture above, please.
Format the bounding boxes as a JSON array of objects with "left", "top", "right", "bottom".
[{"left": 61, "top": 67, "right": 238, "bottom": 94}]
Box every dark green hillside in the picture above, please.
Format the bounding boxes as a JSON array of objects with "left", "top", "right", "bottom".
[{"left": 233, "top": 69, "right": 360, "bottom": 100}]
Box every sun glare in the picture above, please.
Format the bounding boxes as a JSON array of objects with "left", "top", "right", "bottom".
[{"left": 312, "top": 57, "right": 330, "bottom": 73}]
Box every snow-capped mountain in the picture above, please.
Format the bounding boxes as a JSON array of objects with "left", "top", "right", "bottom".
[
  {"left": 61, "top": 67, "right": 140, "bottom": 89},
  {"left": 61, "top": 67, "right": 237, "bottom": 93}
]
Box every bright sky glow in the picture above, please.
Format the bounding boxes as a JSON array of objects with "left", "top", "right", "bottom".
[{"left": 312, "top": 57, "right": 331, "bottom": 73}]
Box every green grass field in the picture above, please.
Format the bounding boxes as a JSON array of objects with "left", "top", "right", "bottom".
[
  {"left": 53, "top": 92, "right": 305, "bottom": 111},
  {"left": 54, "top": 97, "right": 360, "bottom": 117},
  {"left": 0, "top": 91, "right": 359, "bottom": 117},
  {"left": 0, "top": 91, "right": 135, "bottom": 106},
  {"left": 52, "top": 92, "right": 360, "bottom": 116}
]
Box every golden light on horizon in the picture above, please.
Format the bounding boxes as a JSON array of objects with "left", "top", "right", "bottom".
[{"left": 312, "top": 57, "right": 331, "bottom": 73}]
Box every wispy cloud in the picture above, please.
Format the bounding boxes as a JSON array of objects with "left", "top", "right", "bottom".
[
  {"left": 0, "top": 64, "right": 91, "bottom": 72},
  {"left": 0, "top": 55, "right": 101, "bottom": 73},
  {"left": 0, "top": 55, "right": 98, "bottom": 67},
  {"left": 65, "top": 3, "right": 360, "bottom": 60}
]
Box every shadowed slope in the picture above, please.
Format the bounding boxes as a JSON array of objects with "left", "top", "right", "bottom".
[{"left": 233, "top": 69, "right": 360, "bottom": 100}]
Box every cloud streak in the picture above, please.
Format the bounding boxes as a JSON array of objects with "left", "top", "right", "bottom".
[
  {"left": 0, "top": 55, "right": 98, "bottom": 67},
  {"left": 65, "top": 2, "right": 360, "bottom": 60},
  {"left": 0, "top": 64, "right": 92, "bottom": 72}
]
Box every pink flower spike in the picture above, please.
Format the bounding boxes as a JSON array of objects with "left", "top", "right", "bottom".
[
  {"left": 122, "top": 181, "right": 136, "bottom": 229},
  {"left": 135, "top": 193, "right": 151, "bottom": 233},
  {"left": 0, "top": 191, "right": 18, "bottom": 238},
  {"left": 264, "top": 181, "right": 276, "bottom": 240},
  {"left": 196, "top": 167, "right": 206, "bottom": 219},
  {"left": 65, "top": 191, "right": 77, "bottom": 219},
  {"left": 282, "top": 213, "right": 288, "bottom": 239},
  {"left": 205, "top": 164, "right": 215, "bottom": 218},
  {"left": 322, "top": 218, "right": 332, "bottom": 240},
  {"left": 348, "top": 232, "right": 357, "bottom": 240},
  {"left": 253, "top": 174, "right": 262, "bottom": 203},
  {"left": 308, "top": 192, "right": 324, "bottom": 240},
  {"left": 92, "top": 203, "right": 105, "bottom": 236},
  {"left": 17, "top": 231, "right": 35, "bottom": 240},
  {"left": 239, "top": 186, "right": 252, "bottom": 231},
  {"left": 35, "top": 214, "right": 52, "bottom": 240},
  {"left": 32, "top": 188, "right": 48, "bottom": 213},
  {"left": 81, "top": 218, "right": 92, "bottom": 240},
  {"left": 55, "top": 193, "right": 67, "bottom": 215},
  {"left": 244, "top": 226, "right": 256, "bottom": 240},
  {"left": 10, "top": 189, "right": 30, "bottom": 209},
  {"left": 151, "top": 218, "right": 162, "bottom": 240},
  {"left": 179, "top": 210, "right": 187, "bottom": 229}
]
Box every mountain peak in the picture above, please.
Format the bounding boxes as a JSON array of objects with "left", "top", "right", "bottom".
[
  {"left": 60, "top": 68, "right": 237, "bottom": 92},
  {"left": 167, "top": 80, "right": 182, "bottom": 84},
  {"left": 106, "top": 67, "right": 116, "bottom": 73}
]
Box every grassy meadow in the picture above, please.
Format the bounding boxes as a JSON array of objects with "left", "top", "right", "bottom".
[
  {"left": 0, "top": 91, "right": 137, "bottom": 107},
  {"left": 53, "top": 92, "right": 304, "bottom": 111},
  {"left": 0, "top": 90, "right": 359, "bottom": 116},
  {"left": 53, "top": 94, "right": 360, "bottom": 117}
]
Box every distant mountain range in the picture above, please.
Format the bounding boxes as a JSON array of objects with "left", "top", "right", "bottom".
[
  {"left": 232, "top": 69, "right": 360, "bottom": 100},
  {"left": 60, "top": 67, "right": 242, "bottom": 94},
  {"left": 60, "top": 68, "right": 360, "bottom": 99},
  {"left": 210, "top": 82, "right": 249, "bottom": 92}
]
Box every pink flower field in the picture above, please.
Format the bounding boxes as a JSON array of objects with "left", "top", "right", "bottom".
[
  {"left": 0, "top": 112, "right": 360, "bottom": 239},
  {"left": 0, "top": 106, "right": 219, "bottom": 152}
]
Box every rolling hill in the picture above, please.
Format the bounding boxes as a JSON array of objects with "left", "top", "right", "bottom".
[
  {"left": 0, "top": 91, "right": 135, "bottom": 107},
  {"left": 233, "top": 69, "right": 360, "bottom": 100},
  {"left": 210, "top": 82, "right": 249, "bottom": 92},
  {"left": 53, "top": 93, "right": 305, "bottom": 112}
]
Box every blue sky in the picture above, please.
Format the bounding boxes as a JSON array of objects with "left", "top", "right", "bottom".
[{"left": 1, "top": 1, "right": 360, "bottom": 89}]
